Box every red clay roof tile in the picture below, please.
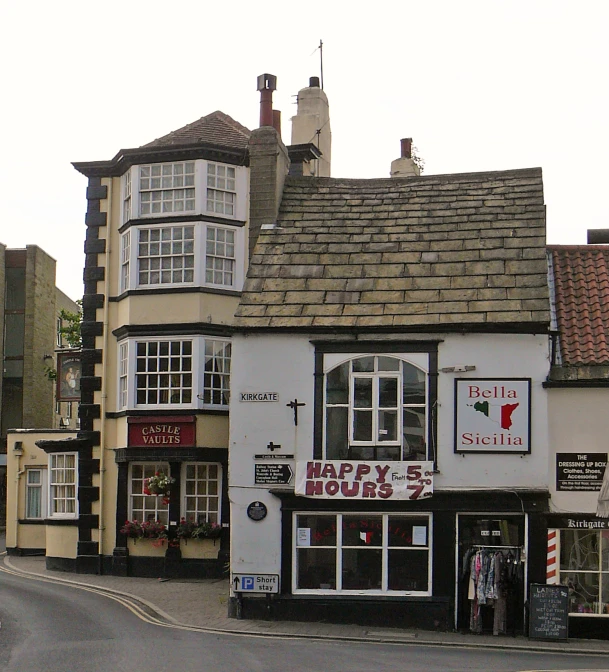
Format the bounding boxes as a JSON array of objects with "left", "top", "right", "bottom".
[{"left": 549, "top": 245, "right": 609, "bottom": 365}]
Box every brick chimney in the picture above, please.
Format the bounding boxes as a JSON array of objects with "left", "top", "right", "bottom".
[
  {"left": 248, "top": 74, "right": 290, "bottom": 259},
  {"left": 290, "top": 76, "right": 331, "bottom": 177},
  {"left": 390, "top": 138, "right": 420, "bottom": 177}
]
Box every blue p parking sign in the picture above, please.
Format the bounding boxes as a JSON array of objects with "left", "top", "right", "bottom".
[{"left": 232, "top": 573, "right": 279, "bottom": 593}]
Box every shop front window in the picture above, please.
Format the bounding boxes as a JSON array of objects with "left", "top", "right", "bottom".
[
  {"left": 129, "top": 462, "right": 170, "bottom": 526},
  {"left": 294, "top": 513, "right": 431, "bottom": 595},
  {"left": 560, "top": 529, "right": 609, "bottom": 615}
]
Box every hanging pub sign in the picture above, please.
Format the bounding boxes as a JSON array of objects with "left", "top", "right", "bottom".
[
  {"left": 556, "top": 453, "right": 608, "bottom": 491},
  {"left": 295, "top": 460, "right": 433, "bottom": 500},
  {"left": 56, "top": 352, "right": 81, "bottom": 402},
  {"left": 127, "top": 416, "right": 196, "bottom": 447},
  {"left": 454, "top": 378, "right": 531, "bottom": 454}
]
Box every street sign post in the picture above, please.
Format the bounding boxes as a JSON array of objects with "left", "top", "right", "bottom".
[
  {"left": 232, "top": 573, "right": 279, "bottom": 593},
  {"left": 254, "top": 463, "right": 293, "bottom": 485}
]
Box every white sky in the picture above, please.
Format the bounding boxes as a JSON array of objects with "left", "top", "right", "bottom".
[{"left": 1, "top": 0, "right": 607, "bottom": 301}]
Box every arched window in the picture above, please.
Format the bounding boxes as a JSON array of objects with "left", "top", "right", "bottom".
[{"left": 324, "top": 355, "right": 427, "bottom": 461}]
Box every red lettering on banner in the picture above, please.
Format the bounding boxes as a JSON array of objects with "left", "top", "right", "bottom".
[
  {"left": 378, "top": 483, "right": 393, "bottom": 499},
  {"left": 306, "top": 480, "right": 323, "bottom": 496},
  {"left": 375, "top": 464, "right": 390, "bottom": 483},
  {"left": 362, "top": 482, "right": 377, "bottom": 498},
  {"left": 355, "top": 464, "right": 371, "bottom": 481},
  {"left": 325, "top": 480, "right": 340, "bottom": 496},
  {"left": 341, "top": 481, "right": 359, "bottom": 497}
]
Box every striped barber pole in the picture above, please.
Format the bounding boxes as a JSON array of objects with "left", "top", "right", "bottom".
[{"left": 547, "top": 529, "right": 558, "bottom": 584}]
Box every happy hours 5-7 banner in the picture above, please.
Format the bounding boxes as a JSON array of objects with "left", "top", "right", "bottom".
[{"left": 454, "top": 378, "right": 531, "bottom": 453}]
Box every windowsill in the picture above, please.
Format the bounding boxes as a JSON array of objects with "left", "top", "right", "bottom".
[
  {"left": 18, "top": 519, "right": 46, "bottom": 525},
  {"left": 107, "top": 408, "right": 229, "bottom": 419},
  {"left": 119, "top": 213, "right": 246, "bottom": 233},
  {"left": 110, "top": 286, "right": 242, "bottom": 302},
  {"left": 45, "top": 517, "right": 79, "bottom": 526}
]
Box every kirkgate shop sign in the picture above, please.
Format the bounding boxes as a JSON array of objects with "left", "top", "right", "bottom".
[
  {"left": 295, "top": 461, "right": 434, "bottom": 500},
  {"left": 454, "top": 378, "right": 531, "bottom": 454}
]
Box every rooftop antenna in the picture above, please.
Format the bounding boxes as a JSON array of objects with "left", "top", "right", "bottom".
[{"left": 319, "top": 39, "right": 324, "bottom": 90}]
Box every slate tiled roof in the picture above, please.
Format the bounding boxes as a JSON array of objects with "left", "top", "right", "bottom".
[
  {"left": 234, "top": 168, "right": 550, "bottom": 329},
  {"left": 142, "top": 111, "right": 251, "bottom": 150},
  {"left": 548, "top": 245, "right": 609, "bottom": 366}
]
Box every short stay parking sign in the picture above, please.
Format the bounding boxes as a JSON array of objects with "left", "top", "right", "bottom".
[{"left": 232, "top": 573, "right": 279, "bottom": 593}]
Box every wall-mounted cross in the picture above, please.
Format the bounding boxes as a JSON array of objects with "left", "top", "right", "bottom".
[
  {"left": 286, "top": 398, "right": 306, "bottom": 426},
  {"left": 267, "top": 441, "right": 281, "bottom": 452}
]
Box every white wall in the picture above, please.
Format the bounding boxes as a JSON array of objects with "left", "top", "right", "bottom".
[
  {"left": 548, "top": 387, "right": 609, "bottom": 514},
  {"left": 228, "top": 331, "right": 551, "bottom": 577}
]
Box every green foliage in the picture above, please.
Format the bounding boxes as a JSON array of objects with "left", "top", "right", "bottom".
[
  {"left": 44, "top": 366, "right": 57, "bottom": 381},
  {"left": 58, "top": 301, "right": 82, "bottom": 349}
]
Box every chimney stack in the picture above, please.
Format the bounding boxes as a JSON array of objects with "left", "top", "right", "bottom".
[
  {"left": 290, "top": 76, "right": 331, "bottom": 177},
  {"left": 257, "top": 73, "right": 277, "bottom": 128},
  {"left": 390, "top": 137, "right": 420, "bottom": 178}
]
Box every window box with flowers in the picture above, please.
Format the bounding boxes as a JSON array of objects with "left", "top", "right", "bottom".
[
  {"left": 121, "top": 519, "right": 168, "bottom": 557},
  {"left": 176, "top": 518, "right": 223, "bottom": 559}
]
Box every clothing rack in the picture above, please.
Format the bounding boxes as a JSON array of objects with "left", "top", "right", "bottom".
[{"left": 472, "top": 544, "right": 521, "bottom": 550}]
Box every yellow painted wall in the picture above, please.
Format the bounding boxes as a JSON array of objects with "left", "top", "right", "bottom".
[
  {"left": 6, "top": 430, "right": 77, "bottom": 553},
  {"left": 46, "top": 525, "right": 78, "bottom": 559}
]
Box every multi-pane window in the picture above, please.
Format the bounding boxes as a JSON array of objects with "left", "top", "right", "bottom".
[
  {"left": 66, "top": 402, "right": 72, "bottom": 419},
  {"left": 137, "top": 226, "right": 195, "bottom": 286},
  {"left": 207, "top": 163, "right": 236, "bottom": 216},
  {"left": 183, "top": 463, "right": 221, "bottom": 524},
  {"left": 206, "top": 227, "right": 235, "bottom": 286},
  {"left": 560, "top": 529, "right": 609, "bottom": 615},
  {"left": 49, "top": 453, "right": 77, "bottom": 518},
  {"left": 26, "top": 469, "right": 44, "bottom": 519},
  {"left": 135, "top": 340, "right": 192, "bottom": 406},
  {"left": 56, "top": 317, "right": 63, "bottom": 347},
  {"left": 324, "top": 356, "right": 427, "bottom": 461},
  {"left": 139, "top": 162, "right": 195, "bottom": 216},
  {"left": 121, "top": 231, "right": 131, "bottom": 293},
  {"left": 203, "top": 340, "right": 231, "bottom": 406},
  {"left": 130, "top": 463, "right": 169, "bottom": 525},
  {"left": 119, "top": 342, "right": 128, "bottom": 409},
  {"left": 123, "top": 169, "right": 131, "bottom": 222},
  {"left": 294, "top": 513, "right": 431, "bottom": 594}
]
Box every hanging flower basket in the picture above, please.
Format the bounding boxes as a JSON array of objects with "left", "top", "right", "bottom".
[{"left": 143, "top": 472, "right": 175, "bottom": 497}]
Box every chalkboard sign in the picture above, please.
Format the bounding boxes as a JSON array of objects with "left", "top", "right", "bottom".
[{"left": 529, "top": 584, "right": 569, "bottom": 641}]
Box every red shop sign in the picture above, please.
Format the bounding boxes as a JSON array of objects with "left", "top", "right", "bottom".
[{"left": 128, "top": 416, "right": 196, "bottom": 447}]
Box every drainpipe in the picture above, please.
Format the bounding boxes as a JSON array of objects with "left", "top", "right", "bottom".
[{"left": 14, "top": 445, "right": 24, "bottom": 549}]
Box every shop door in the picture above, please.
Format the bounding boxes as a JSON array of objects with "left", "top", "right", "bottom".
[{"left": 456, "top": 515, "right": 525, "bottom": 635}]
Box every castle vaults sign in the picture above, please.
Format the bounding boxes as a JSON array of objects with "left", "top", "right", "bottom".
[
  {"left": 454, "top": 379, "right": 531, "bottom": 454},
  {"left": 128, "top": 416, "right": 196, "bottom": 447}
]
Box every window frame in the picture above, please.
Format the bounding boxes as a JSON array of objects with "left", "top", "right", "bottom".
[
  {"left": 292, "top": 512, "right": 432, "bottom": 596},
  {"left": 117, "top": 336, "right": 231, "bottom": 411},
  {"left": 559, "top": 528, "right": 609, "bottom": 616},
  {"left": 120, "top": 221, "right": 244, "bottom": 292},
  {"left": 48, "top": 452, "right": 78, "bottom": 519},
  {"left": 121, "top": 160, "right": 246, "bottom": 226},
  {"left": 129, "top": 462, "right": 170, "bottom": 525},
  {"left": 321, "top": 352, "right": 430, "bottom": 461},
  {"left": 25, "top": 468, "right": 46, "bottom": 520},
  {"left": 181, "top": 462, "right": 222, "bottom": 525}
]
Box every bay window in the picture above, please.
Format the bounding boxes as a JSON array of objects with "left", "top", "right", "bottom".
[
  {"left": 294, "top": 513, "right": 431, "bottom": 594},
  {"left": 323, "top": 354, "right": 428, "bottom": 461},
  {"left": 118, "top": 336, "right": 230, "bottom": 410},
  {"left": 120, "top": 222, "right": 242, "bottom": 291},
  {"left": 121, "top": 160, "right": 245, "bottom": 224}
]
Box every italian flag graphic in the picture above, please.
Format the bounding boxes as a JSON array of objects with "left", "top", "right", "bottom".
[{"left": 473, "top": 401, "right": 519, "bottom": 430}]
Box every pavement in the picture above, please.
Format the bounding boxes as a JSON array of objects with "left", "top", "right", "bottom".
[{"left": 2, "top": 535, "right": 609, "bottom": 656}]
